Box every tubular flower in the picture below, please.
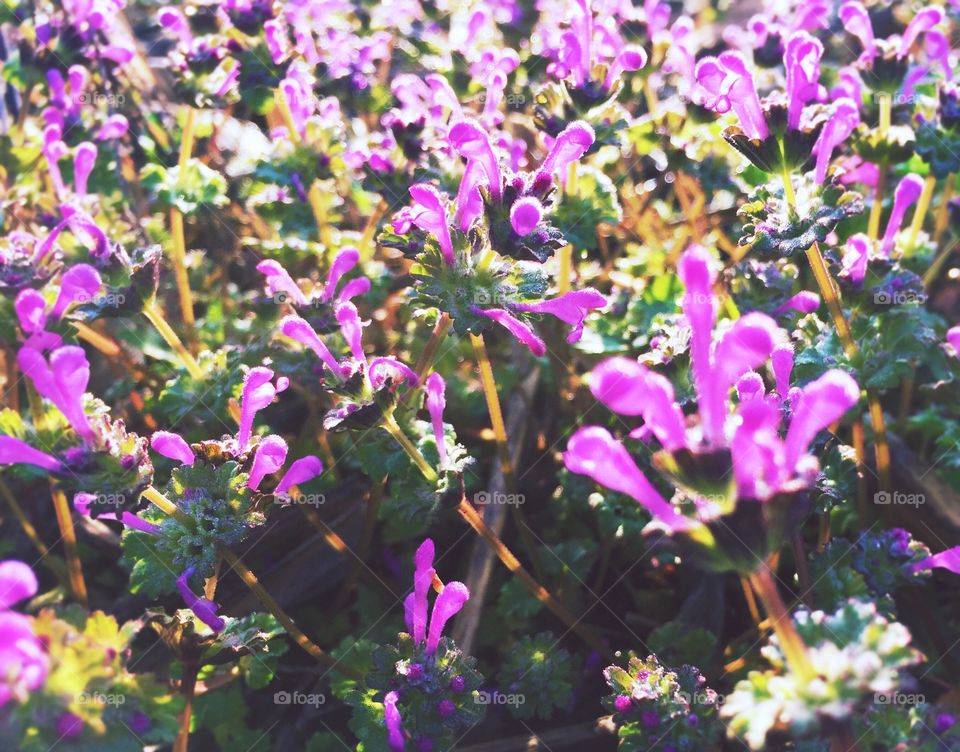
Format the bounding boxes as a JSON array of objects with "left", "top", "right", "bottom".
[
  {"left": 563, "top": 245, "right": 861, "bottom": 570},
  {"left": 0, "top": 561, "right": 48, "bottom": 707}
]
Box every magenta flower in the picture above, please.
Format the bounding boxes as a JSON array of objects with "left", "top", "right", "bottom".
[
  {"left": 151, "top": 431, "right": 196, "bottom": 466},
  {"left": 812, "top": 98, "right": 860, "bottom": 184},
  {"left": 784, "top": 32, "right": 824, "bottom": 130},
  {"left": 511, "top": 288, "right": 606, "bottom": 343},
  {"left": 14, "top": 264, "right": 102, "bottom": 335},
  {"left": 0, "top": 437, "right": 62, "bottom": 472},
  {"left": 384, "top": 690, "right": 405, "bottom": 751},
  {"left": 509, "top": 197, "right": 544, "bottom": 236},
  {"left": 879, "top": 174, "right": 925, "bottom": 257},
  {"left": 540, "top": 121, "right": 596, "bottom": 179},
  {"left": 368, "top": 358, "right": 418, "bottom": 390},
  {"left": 948, "top": 326, "right": 960, "bottom": 355},
  {"left": 839, "top": 1, "right": 876, "bottom": 65},
  {"left": 275, "top": 455, "right": 324, "bottom": 496},
  {"left": 911, "top": 547, "right": 960, "bottom": 575},
  {"left": 176, "top": 568, "right": 226, "bottom": 632},
  {"left": 841, "top": 233, "right": 870, "bottom": 286},
  {"left": 336, "top": 302, "right": 368, "bottom": 367},
  {"left": 280, "top": 315, "right": 342, "bottom": 376},
  {"left": 18, "top": 345, "right": 95, "bottom": 443},
  {"left": 257, "top": 260, "right": 308, "bottom": 306},
  {"left": 74, "top": 492, "right": 160, "bottom": 534},
  {"left": 73, "top": 142, "right": 97, "bottom": 198},
  {"left": 236, "top": 367, "right": 289, "bottom": 451},
  {"left": 473, "top": 308, "right": 546, "bottom": 357},
  {"left": 695, "top": 52, "right": 769, "bottom": 141},
  {"left": 774, "top": 291, "right": 821, "bottom": 316},
  {"left": 96, "top": 114, "right": 129, "bottom": 141},
  {"left": 0, "top": 561, "right": 48, "bottom": 707},
  {"left": 564, "top": 245, "right": 861, "bottom": 538},
  {"left": 406, "top": 184, "right": 455, "bottom": 266},
  {"left": 403, "top": 538, "right": 470, "bottom": 654},
  {"left": 424, "top": 373, "right": 447, "bottom": 468},
  {"left": 247, "top": 435, "right": 288, "bottom": 491},
  {"left": 449, "top": 120, "right": 503, "bottom": 203}
]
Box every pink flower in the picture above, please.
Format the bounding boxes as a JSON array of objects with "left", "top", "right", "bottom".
[
  {"left": 424, "top": 373, "right": 447, "bottom": 468},
  {"left": 784, "top": 32, "right": 824, "bottom": 130},
  {"left": 384, "top": 691, "right": 405, "bottom": 751},
  {"left": 695, "top": 52, "right": 769, "bottom": 141},
  {"left": 512, "top": 288, "right": 606, "bottom": 343},
  {"left": 474, "top": 308, "right": 546, "bottom": 357},
  {"left": 237, "top": 367, "right": 289, "bottom": 451},
  {"left": 509, "top": 197, "right": 543, "bottom": 236},
  {"left": 839, "top": 1, "right": 876, "bottom": 65},
  {"left": 151, "top": 431, "right": 195, "bottom": 466},
  {"left": 0, "top": 561, "right": 47, "bottom": 706},
  {"left": 406, "top": 185, "right": 455, "bottom": 266},
  {"left": 322, "top": 247, "right": 361, "bottom": 303},
  {"left": 402, "top": 538, "right": 470, "bottom": 654},
  {"left": 257, "top": 260, "right": 308, "bottom": 306},
  {"left": 17, "top": 345, "right": 95, "bottom": 443},
  {"left": 280, "top": 315, "right": 341, "bottom": 376},
  {"left": 0, "top": 437, "right": 61, "bottom": 472},
  {"left": 248, "top": 435, "right": 288, "bottom": 491},
  {"left": 774, "top": 291, "right": 821, "bottom": 315},
  {"left": 449, "top": 120, "right": 502, "bottom": 202},
  {"left": 879, "top": 174, "right": 924, "bottom": 257},
  {"left": 176, "top": 568, "right": 225, "bottom": 633},
  {"left": 275, "top": 455, "right": 324, "bottom": 496},
  {"left": 539, "top": 121, "right": 595, "bottom": 178},
  {"left": 812, "top": 98, "right": 859, "bottom": 184}
]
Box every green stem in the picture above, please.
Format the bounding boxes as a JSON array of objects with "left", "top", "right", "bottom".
[
  {"left": 382, "top": 415, "right": 438, "bottom": 484},
  {"left": 142, "top": 302, "right": 204, "bottom": 380}
]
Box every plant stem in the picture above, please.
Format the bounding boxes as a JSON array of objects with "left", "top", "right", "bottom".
[
  {"left": 142, "top": 485, "right": 361, "bottom": 678},
  {"left": 0, "top": 477, "right": 68, "bottom": 586},
  {"left": 24, "top": 383, "right": 88, "bottom": 605},
  {"left": 868, "top": 161, "right": 888, "bottom": 241},
  {"left": 804, "top": 243, "right": 891, "bottom": 490},
  {"left": 457, "top": 497, "right": 611, "bottom": 659},
  {"left": 171, "top": 107, "right": 197, "bottom": 327},
  {"left": 878, "top": 92, "right": 891, "bottom": 135},
  {"left": 907, "top": 174, "right": 936, "bottom": 250},
  {"left": 851, "top": 418, "right": 869, "bottom": 525},
  {"left": 72, "top": 322, "right": 121, "bottom": 357},
  {"left": 933, "top": 173, "right": 955, "bottom": 245},
  {"left": 748, "top": 565, "right": 814, "bottom": 683},
  {"left": 805, "top": 242, "right": 856, "bottom": 359},
  {"left": 174, "top": 660, "right": 197, "bottom": 752},
  {"left": 382, "top": 415, "right": 438, "bottom": 484},
  {"left": 781, "top": 167, "right": 797, "bottom": 210},
  {"left": 557, "top": 244, "right": 573, "bottom": 294},
  {"left": 470, "top": 333, "right": 546, "bottom": 581},
  {"left": 51, "top": 488, "right": 88, "bottom": 607},
  {"left": 142, "top": 301, "right": 204, "bottom": 380},
  {"left": 401, "top": 313, "right": 454, "bottom": 408}
]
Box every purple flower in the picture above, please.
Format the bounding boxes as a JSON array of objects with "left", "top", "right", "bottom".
[
  {"left": 18, "top": 345, "right": 95, "bottom": 443},
  {"left": 248, "top": 435, "right": 288, "bottom": 491},
  {"left": 511, "top": 288, "right": 606, "bottom": 343},
  {"left": 695, "top": 52, "right": 769, "bottom": 141},
  {"left": 509, "top": 197, "right": 543, "bottom": 236},
  {"left": 540, "top": 121, "right": 596, "bottom": 179},
  {"left": 275, "top": 455, "right": 324, "bottom": 496},
  {"left": 774, "top": 291, "right": 821, "bottom": 316},
  {"left": 0, "top": 561, "right": 48, "bottom": 706},
  {"left": 910, "top": 546, "right": 960, "bottom": 575},
  {"left": 74, "top": 492, "right": 160, "bottom": 535},
  {"left": 257, "top": 260, "right": 308, "bottom": 306},
  {"left": 322, "top": 247, "right": 362, "bottom": 303},
  {"left": 96, "top": 114, "right": 129, "bottom": 141},
  {"left": 948, "top": 326, "right": 960, "bottom": 355},
  {"left": 236, "top": 367, "right": 289, "bottom": 451},
  {"left": 473, "top": 308, "right": 547, "bottom": 357},
  {"left": 841, "top": 233, "right": 870, "bottom": 285},
  {"left": 384, "top": 690, "right": 406, "bottom": 751},
  {"left": 898, "top": 7, "right": 944, "bottom": 60},
  {"left": 406, "top": 185, "right": 455, "bottom": 266},
  {"left": 839, "top": 1, "right": 876, "bottom": 65},
  {"left": 73, "top": 142, "right": 97, "bottom": 198},
  {"left": 280, "top": 315, "right": 342, "bottom": 376},
  {"left": 879, "top": 174, "right": 925, "bottom": 257},
  {"left": 151, "top": 431, "right": 196, "bottom": 466},
  {"left": 176, "top": 567, "right": 226, "bottom": 632},
  {"left": 424, "top": 373, "right": 447, "bottom": 469},
  {"left": 449, "top": 120, "right": 503, "bottom": 202},
  {"left": 784, "top": 32, "right": 824, "bottom": 130},
  {"left": 812, "top": 98, "right": 859, "bottom": 184},
  {"left": 403, "top": 539, "right": 469, "bottom": 654},
  {"left": 564, "top": 426, "right": 695, "bottom": 532},
  {"left": 0, "top": 437, "right": 61, "bottom": 472}
]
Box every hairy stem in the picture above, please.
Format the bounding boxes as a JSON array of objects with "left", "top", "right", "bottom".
[
  {"left": 142, "top": 301, "right": 204, "bottom": 380},
  {"left": 382, "top": 415, "right": 438, "bottom": 484},
  {"left": 907, "top": 174, "right": 936, "bottom": 250},
  {"left": 749, "top": 565, "right": 814, "bottom": 683}
]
